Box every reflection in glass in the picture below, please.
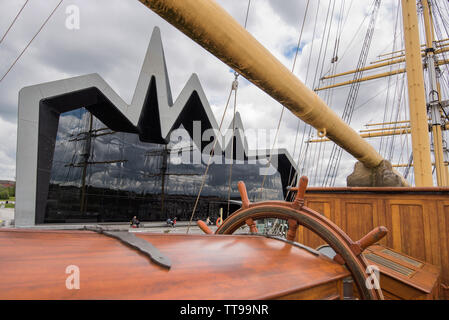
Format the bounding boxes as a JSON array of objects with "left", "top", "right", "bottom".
[{"left": 45, "top": 108, "right": 284, "bottom": 223}]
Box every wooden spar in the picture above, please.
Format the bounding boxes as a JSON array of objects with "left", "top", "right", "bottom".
[
  {"left": 138, "top": 0, "right": 384, "bottom": 169},
  {"left": 401, "top": 0, "right": 433, "bottom": 187},
  {"left": 376, "top": 39, "right": 449, "bottom": 58},
  {"left": 320, "top": 57, "right": 407, "bottom": 80},
  {"left": 309, "top": 122, "right": 449, "bottom": 143},
  {"left": 323, "top": 51, "right": 449, "bottom": 81},
  {"left": 315, "top": 68, "right": 406, "bottom": 92},
  {"left": 422, "top": 0, "right": 449, "bottom": 186},
  {"left": 308, "top": 128, "right": 413, "bottom": 143},
  {"left": 371, "top": 43, "right": 449, "bottom": 64},
  {"left": 315, "top": 0, "right": 448, "bottom": 186},
  {"left": 359, "top": 125, "right": 411, "bottom": 133},
  {"left": 365, "top": 120, "right": 410, "bottom": 127},
  {"left": 316, "top": 58, "right": 449, "bottom": 89},
  {"left": 393, "top": 162, "right": 449, "bottom": 168}
]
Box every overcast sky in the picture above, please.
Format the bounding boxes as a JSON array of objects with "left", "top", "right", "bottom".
[{"left": 1, "top": 0, "right": 447, "bottom": 186}]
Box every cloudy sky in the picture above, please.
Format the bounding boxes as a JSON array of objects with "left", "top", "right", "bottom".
[{"left": 1, "top": 0, "right": 448, "bottom": 186}]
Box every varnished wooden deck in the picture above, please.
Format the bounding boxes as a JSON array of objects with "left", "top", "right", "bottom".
[{"left": 0, "top": 229, "right": 349, "bottom": 300}]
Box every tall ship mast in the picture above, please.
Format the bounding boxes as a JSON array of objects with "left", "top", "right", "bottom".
[
  {"left": 142, "top": 0, "right": 449, "bottom": 188},
  {"left": 3, "top": 0, "right": 449, "bottom": 301},
  {"left": 313, "top": 0, "right": 449, "bottom": 187}
]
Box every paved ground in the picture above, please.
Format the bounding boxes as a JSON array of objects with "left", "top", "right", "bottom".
[
  {"left": 0, "top": 207, "right": 14, "bottom": 227},
  {"left": 131, "top": 223, "right": 218, "bottom": 234},
  {"left": 0, "top": 210, "right": 218, "bottom": 234}
]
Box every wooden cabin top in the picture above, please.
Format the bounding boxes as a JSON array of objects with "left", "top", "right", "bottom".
[
  {"left": 364, "top": 245, "right": 441, "bottom": 295},
  {"left": 306, "top": 187, "right": 449, "bottom": 194},
  {"left": 0, "top": 229, "right": 350, "bottom": 300}
]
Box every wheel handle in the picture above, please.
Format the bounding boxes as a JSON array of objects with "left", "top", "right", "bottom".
[{"left": 208, "top": 176, "right": 387, "bottom": 300}]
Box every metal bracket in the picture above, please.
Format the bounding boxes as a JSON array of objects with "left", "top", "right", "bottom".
[{"left": 85, "top": 226, "right": 171, "bottom": 269}]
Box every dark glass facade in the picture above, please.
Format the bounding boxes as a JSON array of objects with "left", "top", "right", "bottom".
[{"left": 45, "top": 108, "right": 284, "bottom": 223}]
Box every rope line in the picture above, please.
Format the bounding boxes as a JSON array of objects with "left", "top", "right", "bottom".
[
  {"left": 0, "top": 0, "right": 64, "bottom": 83},
  {"left": 259, "top": 0, "right": 313, "bottom": 199},
  {"left": 227, "top": 73, "right": 239, "bottom": 215},
  {"left": 186, "top": 85, "right": 235, "bottom": 233},
  {"left": 0, "top": 0, "right": 29, "bottom": 45},
  {"left": 186, "top": 0, "right": 251, "bottom": 231}
]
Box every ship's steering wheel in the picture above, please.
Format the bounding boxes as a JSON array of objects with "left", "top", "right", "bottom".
[{"left": 198, "top": 176, "right": 387, "bottom": 300}]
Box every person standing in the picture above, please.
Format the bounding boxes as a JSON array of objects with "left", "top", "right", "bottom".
[{"left": 131, "top": 216, "right": 140, "bottom": 228}]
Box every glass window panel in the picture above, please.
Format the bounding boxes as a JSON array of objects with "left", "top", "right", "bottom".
[{"left": 45, "top": 108, "right": 287, "bottom": 223}]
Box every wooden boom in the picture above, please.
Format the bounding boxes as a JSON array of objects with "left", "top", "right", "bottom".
[{"left": 138, "top": 0, "right": 384, "bottom": 169}]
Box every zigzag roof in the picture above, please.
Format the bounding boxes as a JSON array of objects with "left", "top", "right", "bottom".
[{"left": 15, "top": 27, "right": 298, "bottom": 226}]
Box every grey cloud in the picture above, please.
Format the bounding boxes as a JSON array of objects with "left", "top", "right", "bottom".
[
  {"left": 266, "top": 0, "right": 310, "bottom": 26},
  {"left": 0, "top": 0, "right": 437, "bottom": 186}
]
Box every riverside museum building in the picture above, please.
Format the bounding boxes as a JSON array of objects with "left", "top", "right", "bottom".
[{"left": 14, "top": 28, "right": 298, "bottom": 227}]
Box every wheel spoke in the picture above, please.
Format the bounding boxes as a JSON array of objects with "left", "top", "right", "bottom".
[
  {"left": 286, "top": 219, "right": 299, "bottom": 241},
  {"left": 245, "top": 218, "right": 258, "bottom": 233},
  {"left": 216, "top": 176, "right": 387, "bottom": 300}
]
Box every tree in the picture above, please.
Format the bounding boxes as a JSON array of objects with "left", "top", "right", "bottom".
[
  {"left": 0, "top": 189, "right": 9, "bottom": 200},
  {"left": 7, "top": 186, "right": 15, "bottom": 197}
]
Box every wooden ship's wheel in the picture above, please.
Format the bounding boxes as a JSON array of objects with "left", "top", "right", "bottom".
[{"left": 199, "top": 176, "right": 388, "bottom": 300}]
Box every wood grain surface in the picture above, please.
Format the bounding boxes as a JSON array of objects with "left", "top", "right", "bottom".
[
  {"left": 0, "top": 229, "right": 349, "bottom": 300},
  {"left": 298, "top": 188, "right": 449, "bottom": 298}
]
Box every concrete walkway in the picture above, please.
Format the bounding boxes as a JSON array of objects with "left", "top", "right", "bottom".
[
  {"left": 0, "top": 208, "right": 14, "bottom": 227},
  {"left": 0, "top": 211, "right": 218, "bottom": 234}
]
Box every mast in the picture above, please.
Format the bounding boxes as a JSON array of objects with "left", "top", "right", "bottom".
[
  {"left": 160, "top": 144, "right": 168, "bottom": 218},
  {"left": 421, "top": 0, "right": 449, "bottom": 186},
  {"left": 80, "top": 112, "right": 93, "bottom": 213},
  {"left": 145, "top": 145, "right": 198, "bottom": 219},
  {"left": 400, "top": 0, "right": 433, "bottom": 187},
  {"left": 137, "top": 0, "right": 449, "bottom": 187},
  {"left": 313, "top": 0, "right": 449, "bottom": 187},
  {"left": 65, "top": 111, "right": 128, "bottom": 214}
]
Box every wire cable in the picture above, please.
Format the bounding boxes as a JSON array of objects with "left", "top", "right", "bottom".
[
  {"left": 259, "top": 0, "right": 312, "bottom": 199},
  {"left": 0, "top": 0, "right": 64, "bottom": 83},
  {"left": 0, "top": 0, "right": 29, "bottom": 45}
]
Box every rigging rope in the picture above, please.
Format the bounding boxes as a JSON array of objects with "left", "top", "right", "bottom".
[
  {"left": 323, "top": 0, "right": 381, "bottom": 187},
  {"left": 0, "top": 0, "right": 29, "bottom": 45},
  {"left": 186, "top": 83, "right": 235, "bottom": 233},
  {"left": 0, "top": 0, "right": 64, "bottom": 83},
  {"left": 227, "top": 73, "right": 239, "bottom": 216},
  {"left": 243, "top": 0, "right": 252, "bottom": 29},
  {"left": 298, "top": 0, "right": 345, "bottom": 187},
  {"left": 379, "top": 2, "right": 402, "bottom": 157},
  {"left": 387, "top": 76, "right": 407, "bottom": 161},
  {"left": 259, "top": 0, "right": 312, "bottom": 199},
  {"left": 432, "top": 1, "right": 449, "bottom": 83},
  {"left": 316, "top": 1, "right": 342, "bottom": 186},
  {"left": 284, "top": 0, "right": 313, "bottom": 196},
  {"left": 291, "top": 0, "right": 311, "bottom": 73},
  {"left": 310, "top": 0, "right": 335, "bottom": 185},
  {"left": 283, "top": 1, "right": 321, "bottom": 189},
  {"left": 186, "top": 0, "right": 252, "bottom": 232}
]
